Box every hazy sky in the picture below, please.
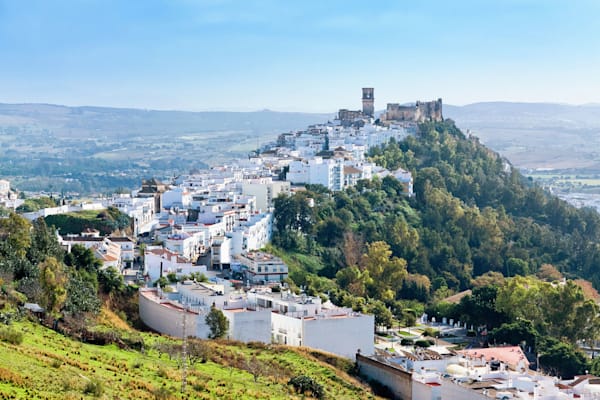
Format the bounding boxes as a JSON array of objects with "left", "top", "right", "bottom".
[{"left": 0, "top": 0, "right": 599, "bottom": 112}]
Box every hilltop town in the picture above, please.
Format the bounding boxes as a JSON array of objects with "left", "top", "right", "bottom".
[{"left": 4, "top": 90, "right": 600, "bottom": 400}]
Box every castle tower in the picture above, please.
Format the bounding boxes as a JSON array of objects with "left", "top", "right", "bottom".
[{"left": 362, "top": 88, "right": 374, "bottom": 118}]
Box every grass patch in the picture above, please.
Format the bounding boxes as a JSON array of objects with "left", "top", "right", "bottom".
[{"left": 0, "top": 320, "right": 381, "bottom": 399}]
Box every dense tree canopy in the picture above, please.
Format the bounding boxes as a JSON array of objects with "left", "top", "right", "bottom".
[
  {"left": 273, "top": 120, "right": 600, "bottom": 305},
  {"left": 0, "top": 214, "right": 125, "bottom": 319}
]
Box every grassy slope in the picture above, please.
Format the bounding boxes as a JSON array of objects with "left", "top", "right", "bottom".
[{"left": 0, "top": 320, "right": 380, "bottom": 400}]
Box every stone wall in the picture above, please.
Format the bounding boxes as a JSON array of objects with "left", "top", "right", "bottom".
[{"left": 383, "top": 98, "right": 443, "bottom": 123}]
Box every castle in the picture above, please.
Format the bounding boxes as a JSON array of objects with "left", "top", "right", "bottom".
[{"left": 337, "top": 88, "right": 443, "bottom": 126}]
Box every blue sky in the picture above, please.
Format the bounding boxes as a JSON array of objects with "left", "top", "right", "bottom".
[{"left": 0, "top": 0, "right": 598, "bottom": 112}]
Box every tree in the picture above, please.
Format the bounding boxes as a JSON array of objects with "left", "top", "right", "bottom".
[
  {"left": 0, "top": 212, "right": 31, "bottom": 259},
  {"left": 39, "top": 256, "right": 68, "bottom": 317},
  {"left": 490, "top": 319, "right": 539, "bottom": 350},
  {"left": 538, "top": 337, "right": 589, "bottom": 379},
  {"left": 205, "top": 306, "right": 229, "bottom": 339},
  {"left": 64, "top": 273, "right": 101, "bottom": 315},
  {"left": 359, "top": 241, "right": 407, "bottom": 301},
  {"left": 27, "top": 218, "right": 64, "bottom": 265},
  {"left": 64, "top": 244, "right": 101, "bottom": 273},
  {"left": 368, "top": 300, "right": 393, "bottom": 331},
  {"left": 98, "top": 266, "right": 125, "bottom": 294},
  {"left": 536, "top": 264, "right": 563, "bottom": 282},
  {"left": 187, "top": 339, "right": 210, "bottom": 365},
  {"left": 506, "top": 257, "right": 529, "bottom": 277}
]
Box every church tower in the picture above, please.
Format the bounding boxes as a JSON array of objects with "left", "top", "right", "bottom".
[{"left": 362, "top": 88, "right": 374, "bottom": 118}]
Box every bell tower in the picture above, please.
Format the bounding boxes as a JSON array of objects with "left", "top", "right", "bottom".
[{"left": 362, "top": 88, "right": 374, "bottom": 118}]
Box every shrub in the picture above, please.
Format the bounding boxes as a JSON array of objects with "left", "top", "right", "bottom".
[
  {"left": 415, "top": 339, "right": 433, "bottom": 348},
  {"left": 289, "top": 375, "right": 325, "bottom": 399},
  {"left": 83, "top": 378, "right": 104, "bottom": 397},
  {"left": 422, "top": 327, "right": 440, "bottom": 338},
  {"left": 156, "top": 367, "right": 168, "bottom": 378},
  {"left": 400, "top": 338, "right": 414, "bottom": 346},
  {"left": 153, "top": 386, "right": 173, "bottom": 400},
  {"left": 0, "top": 327, "right": 24, "bottom": 345},
  {"left": 466, "top": 329, "right": 477, "bottom": 337}
]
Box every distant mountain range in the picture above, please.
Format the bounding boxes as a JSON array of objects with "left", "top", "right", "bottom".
[
  {"left": 0, "top": 103, "right": 334, "bottom": 139},
  {"left": 1, "top": 101, "right": 600, "bottom": 172},
  {"left": 444, "top": 102, "right": 600, "bottom": 170}
]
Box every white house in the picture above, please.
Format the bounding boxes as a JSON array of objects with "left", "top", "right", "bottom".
[
  {"left": 139, "top": 283, "right": 374, "bottom": 359},
  {"left": 211, "top": 236, "right": 231, "bottom": 269},
  {"left": 108, "top": 237, "right": 135, "bottom": 268},
  {"left": 235, "top": 251, "right": 287, "bottom": 283},
  {"left": 247, "top": 289, "right": 374, "bottom": 359},
  {"left": 60, "top": 234, "right": 123, "bottom": 270},
  {"left": 0, "top": 179, "right": 10, "bottom": 197},
  {"left": 109, "top": 195, "right": 156, "bottom": 236},
  {"left": 139, "top": 284, "right": 271, "bottom": 342},
  {"left": 393, "top": 168, "right": 414, "bottom": 196},
  {"left": 287, "top": 157, "right": 344, "bottom": 191},
  {"left": 228, "top": 213, "right": 273, "bottom": 256},
  {"left": 162, "top": 187, "right": 192, "bottom": 209},
  {"left": 144, "top": 247, "right": 207, "bottom": 282},
  {"left": 241, "top": 180, "right": 290, "bottom": 211}
]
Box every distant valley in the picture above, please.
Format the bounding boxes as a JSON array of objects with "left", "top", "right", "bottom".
[
  {"left": 2, "top": 101, "right": 600, "bottom": 195},
  {"left": 444, "top": 102, "right": 600, "bottom": 171},
  {"left": 0, "top": 103, "right": 332, "bottom": 193}
]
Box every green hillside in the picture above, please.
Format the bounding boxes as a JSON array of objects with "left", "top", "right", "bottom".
[
  {"left": 0, "top": 319, "right": 378, "bottom": 400},
  {"left": 275, "top": 120, "right": 600, "bottom": 301}
]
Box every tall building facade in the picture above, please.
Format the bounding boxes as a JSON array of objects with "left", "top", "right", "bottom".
[{"left": 362, "top": 87, "right": 374, "bottom": 117}]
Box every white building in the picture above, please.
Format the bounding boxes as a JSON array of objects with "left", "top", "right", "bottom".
[
  {"left": 139, "top": 284, "right": 271, "bottom": 343},
  {"left": 228, "top": 212, "right": 273, "bottom": 256},
  {"left": 162, "top": 187, "right": 192, "bottom": 209},
  {"left": 393, "top": 168, "right": 414, "bottom": 196},
  {"left": 163, "top": 231, "right": 201, "bottom": 261},
  {"left": 144, "top": 247, "right": 207, "bottom": 282},
  {"left": 60, "top": 235, "right": 123, "bottom": 270},
  {"left": 211, "top": 236, "right": 231, "bottom": 269},
  {"left": 108, "top": 237, "right": 135, "bottom": 268},
  {"left": 139, "top": 284, "right": 374, "bottom": 359},
  {"left": 0, "top": 179, "right": 10, "bottom": 197},
  {"left": 287, "top": 157, "right": 344, "bottom": 191},
  {"left": 235, "top": 251, "right": 288, "bottom": 283},
  {"left": 241, "top": 180, "right": 290, "bottom": 211},
  {"left": 247, "top": 289, "right": 374, "bottom": 359},
  {"left": 109, "top": 195, "right": 156, "bottom": 236}
]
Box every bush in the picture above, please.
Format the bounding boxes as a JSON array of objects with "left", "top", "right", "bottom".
[
  {"left": 289, "top": 375, "right": 325, "bottom": 399},
  {"left": 0, "top": 327, "right": 24, "bottom": 345},
  {"left": 415, "top": 339, "right": 433, "bottom": 348},
  {"left": 153, "top": 386, "right": 172, "bottom": 400},
  {"left": 422, "top": 327, "right": 440, "bottom": 338},
  {"left": 400, "top": 338, "right": 414, "bottom": 346},
  {"left": 83, "top": 378, "right": 104, "bottom": 397},
  {"left": 466, "top": 329, "right": 477, "bottom": 337}
]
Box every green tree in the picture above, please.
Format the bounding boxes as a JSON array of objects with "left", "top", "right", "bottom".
[
  {"left": 205, "top": 306, "right": 229, "bottom": 339},
  {"left": 0, "top": 212, "right": 31, "bottom": 259},
  {"left": 27, "top": 217, "right": 64, "bottom": 265},
  {"left": 490, "top": 319, "right": 539, "bottom": 349},
  {"left": 538, "top": 337, "right": 589, "bottom": 379},
  {"left": 64, "top": 273, "right": 101, "bottom": 315},
  {"left": 39, "top": 256, "right": 68, "bottom": 317},
  {"left": 360, "top": 241, "right": 407, "bottom": 301},
  {"left": 368, "top": 300, "right": 393, "bottom": 330}
]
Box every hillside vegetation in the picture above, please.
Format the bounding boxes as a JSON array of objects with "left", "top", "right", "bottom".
[
  {"left": 0, "top": 319, "right": 378, "bottom": 399},
  {"left": 276, "top": 120, "right": 600, "bottom": 297},
  {"left": 44, "top": 206, "right": 131, "bottom": 235},
  {"left": 273, "top": 120, "right": 600, "bottom": 377}
]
